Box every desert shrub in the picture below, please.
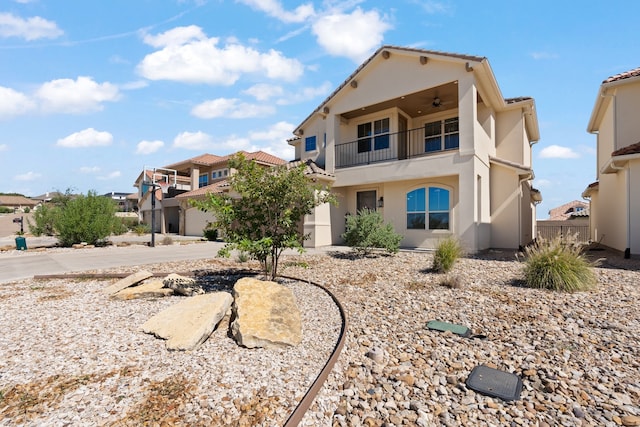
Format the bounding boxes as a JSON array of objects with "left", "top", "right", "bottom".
[
  {"left": 342, "top": 209, "right": 403, "bottom": 256},
  {"left": 203, "top": 223, "right": 218, "bottom": 241},
  {"left": 519, "top": 234, "right": 597, "bottom": 292},
  {"left": 55, "top": 191, "right": 119, "bottom": 247},
  {"left": 161, "top": 236, "right": 174, "bottom": 245},
  {"left": 133, "top": 224, "right": 151, "bottom": 235},
  {"left": 28, "top": 204, "right": 59, "bottom": 236},
  {"left": 236, "top": 251, "right": 249, "bottom": 263},
  {"left": 23, "top": 207, "right": 30, "bottom": 213},
  {"left": 432, "top": 237, "right": 463, "bottom": 273},
  {"left": 0, "top": 207, "right": 12, "bottom": 214},
  {"left": 119, "top": 217, "right": 140, "bottom": 231}
]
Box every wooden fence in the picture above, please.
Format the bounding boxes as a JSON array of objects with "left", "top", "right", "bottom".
[{"left": 536, "top": 220, "right": 590, "bottom": 243}]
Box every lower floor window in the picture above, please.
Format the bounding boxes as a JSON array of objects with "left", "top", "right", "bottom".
[{"left": 406, "top": 186, "right": 450, "bottom": 230}]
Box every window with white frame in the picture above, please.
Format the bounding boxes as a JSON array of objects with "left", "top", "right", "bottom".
[
  {"left": 357, "top": 118, "right": 390, "bottom": 153},
  {"left": 424, "top": 117, "right": 459, "bottom": 153},
  {"left": 406, "top": 186, "right": 451, "bottom": 230}
]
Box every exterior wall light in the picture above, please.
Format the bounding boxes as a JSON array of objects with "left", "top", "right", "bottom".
[{"left": 378, "top": 196, "right": 384, "bottom": 208}]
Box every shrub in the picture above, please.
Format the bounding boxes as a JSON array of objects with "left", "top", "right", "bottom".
[
  {"left": 55, "top": 191, "right": 119, "bottom": 247},
  {"left": 342, "top": 209, "right": 403, "bottom": 256},
  {"left": 432, "top": 237, "right": 463, "bottom": 273},
  {"left": 519, "top": 234, "right": 597, "bottom": 292},
  {"left": 203, "top": 224, "right": 218, "bottom": 241},
  {"left": 133, "top": 224, "right": 151, "bottom": 235},
  {"left": 23, "top": 207, "right": 30, "bottom": 213},
  {"left": 161, "top": 236, "right": 174, "bottom": 245},
  {"left": 28, "top": 204, "right": 59, "bottom": 236},
  {"left": 0, "top": 207, "right": 12, "bottom": 214}
]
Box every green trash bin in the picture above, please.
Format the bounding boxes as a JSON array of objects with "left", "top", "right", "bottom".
[{"left": 15, "top": 236, "right": 27, "bottom": 251}]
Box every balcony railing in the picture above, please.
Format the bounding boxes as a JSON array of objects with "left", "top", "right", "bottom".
[{"left": 335, "top": 127, "right": 459, "bottom": 169}]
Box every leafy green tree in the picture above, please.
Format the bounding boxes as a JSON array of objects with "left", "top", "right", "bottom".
[
  {"left": 192, "top": 154, "right": 336, "bottom": 280},
  {"left": 342, "top": 208, "right": 403, "bottom": 256},
  {"left": 54, "top": 190, "right": 119, "bottom": 246},
  {"left": 28, "top": 203, "right": 59, "bottom": 236}
]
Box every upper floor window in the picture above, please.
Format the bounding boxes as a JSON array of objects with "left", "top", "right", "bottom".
[
  {"left": 358, "top": 118, "right": 390, "bottom": 153},
  {"left": 305, "top": 136, "right": 317, "bottom": 152},
  {"left": 406, "top": 186, "right": 450, "bottom": 230},
  {"left": 199, "top": 174, "right": 208, "bottom": 188},
  {"left": 425, "top": 117, "right": 459, "bottom": 153}
]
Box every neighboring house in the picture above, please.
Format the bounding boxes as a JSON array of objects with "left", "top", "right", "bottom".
[
  {"left": 288, "top": 45, "right": 541, "bottom": 252},
  {"left": 548, "top": 200, "right": 589, "bottom": 220},
  {"left": 31, "top": 191, "right": 63, "bottom": 204},
  {"left": 133, "top": 150, "right": 287, "bottom": 236},
  {"left": 537, "top": 200, "right": 590, "bottom": 242},
  {"left": 582, "top": 66, "right": 640, "bottom": 257},
  {"left": 0, "top": 195, "right": 38, "bottom": 212},
  {"left": 102, "top": 191, "right": 136, "bottom": 212}
]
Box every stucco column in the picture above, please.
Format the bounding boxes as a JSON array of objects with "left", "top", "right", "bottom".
[
  {"left": 457, "top": 74, "right": 477, "bottom": 156},
  {"left": 324, "top": 113, "right": 338, "bottom": 173}
]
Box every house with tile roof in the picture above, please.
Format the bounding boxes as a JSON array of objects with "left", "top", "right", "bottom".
[
  {"left": 133, "top": 150, "right": 288, "bottom": 236},
  {"left": 288, "top": 45, "right": 541, "bottom": 252},
  {"left": 582, "top": 66, "right": 640, "bottom": 257},
  {"left": 0, "top": 195, "right": 38, "bottom": 212}
]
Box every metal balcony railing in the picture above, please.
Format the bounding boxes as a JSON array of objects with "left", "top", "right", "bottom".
[{"left": 335, "top": 127, "right": 459, "bottom": 169}]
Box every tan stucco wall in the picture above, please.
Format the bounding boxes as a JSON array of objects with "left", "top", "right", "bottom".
[
  {"left": 184, "top": 206, "right": 214, "bottom": 237},
  {"left": 495, "top": 109, "right": 526, "bottom": 166},
  {"left": 490, "top": 165, "right": 523, "bottom": 248},
  {"left": 614, "top": 80, "right": 640, "bottom": 150}
]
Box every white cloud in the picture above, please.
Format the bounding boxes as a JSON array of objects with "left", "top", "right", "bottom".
[
  {"left": 79, "top": 166, "right": 101, "bottom": 174},
  {"left": 173, "top": 131, "right": 215, "bottom": 150},
  {"left": 312, "top": 8, "right": 391, "bottom": 62},
  {"left": 98, "top": 171, "right": 121, "bottom": 180},
  {"left": 237, "top": 0, "right": 315, "bottom": 23},
  {"left": 276, "top": 81, "right": 332, "bottom": 105},
  {"left": 191, "top": 98, "right": 275, "bottom": 119},
  {"left": 120, "top": 80, "right": 148, "bottom": 90},
  {"left": 0, "top": 12, "right": 63, "bottom": 40},
  {"left": 243, "top": 83, "right": 284, "bottom": 101},
  {"left": 14, "top": 171, "right": 41, "bottom": 181},
  {"left": 137, "top": 25, "right": 304, "bottom": 85},
  {"left": 539, "top": 144, "right": 580, "bottom": 159},
  {"left": 531, "top": 52, "right": 559, "bottom": 60},
  {"left": 136, "top": 140, "right": 164, "bottom": 154},
  {"left": 533, "top": 178, "right": 553, "bottom": 188},
  {"left": 0, "top": 144, "right": 8, "bottom": 152},
  {"left": 415, "top": 0, "right": 454, "bottom": 14},
  {"left": 56, "top": 128, "right": 113, "bottom": 148},
  {"left": 36, "top": 76, "right": 121, "bottom": 114},
  {"left": 0, "top": 86, "right": 36, "bottom": 118},
  {"left": 249, "top": 121, "right": 296, "bottom": 160}
]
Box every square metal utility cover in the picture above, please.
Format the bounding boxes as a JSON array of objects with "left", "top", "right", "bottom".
[
  {"left": 466, "top": 365, "right": 523, "bottom": 401},
  {"left": 426, "top": 320, "right": 471, "bottom": 338}
]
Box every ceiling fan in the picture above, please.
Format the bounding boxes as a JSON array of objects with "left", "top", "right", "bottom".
[{"left": 431, "top": 96, "right": 454, "bottom": 108}]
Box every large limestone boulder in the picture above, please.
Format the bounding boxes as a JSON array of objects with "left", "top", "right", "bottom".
[
  {"left": 141, "top": 292, "right": 233, "bottom": 351},
  {"left": 231, "top": 277, "right": 302, "bottom": 349},
  {"left": 103, "top": 270, "right": 153, "bottom": 295},
  {"left": 112, "top": 279, "right": 174, "bottom": 300}
]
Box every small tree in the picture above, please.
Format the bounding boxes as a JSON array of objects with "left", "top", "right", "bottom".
[
  {"left": 192, "top": 155, "right": 336, "bottom": 280},
  {"left": 342, "top": 208, "right": 402, "bottom": 256},
  {"left": 27, "top": 189, "right": 73, "bottom": 236},
  {"left": 55, "top": 190, "right": 119, "bottom": 247}
]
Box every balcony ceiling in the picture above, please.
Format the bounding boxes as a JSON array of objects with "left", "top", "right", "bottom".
[{"left": 341, "top": 81, "right": 463, "bottom": 120}]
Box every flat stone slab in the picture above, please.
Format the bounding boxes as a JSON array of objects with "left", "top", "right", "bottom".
[
  {"left": 141, "top": 292, "right": 233, "bottom": 351},
  {"left": 231, "top": 277, "right": 302, "bottom": 349},
  {"left": 103, "top": 270, "right": 153, "bottom": 295},
  {"left": 112, "top": 279, "right": 174, "bottom": 300}
]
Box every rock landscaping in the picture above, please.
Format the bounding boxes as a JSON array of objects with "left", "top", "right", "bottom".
[{"left": 0, "top": 248, "right": 639, "bottom": 426}]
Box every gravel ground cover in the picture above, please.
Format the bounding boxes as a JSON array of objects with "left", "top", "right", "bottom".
[{"left": 1, "top": 246, "right": 639, "bottom": 426}]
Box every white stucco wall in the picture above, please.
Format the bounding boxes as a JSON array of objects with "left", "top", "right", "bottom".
[
  {"left": 184, "top": 206, "right": 215, "bottom": 237},
  {"left": 615, "top": 80, "right": 640, "bottom": 150}
]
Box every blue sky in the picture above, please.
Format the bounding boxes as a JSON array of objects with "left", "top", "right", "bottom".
[{"left": 1, "top": 1, "right": 638, "bottom": 218}]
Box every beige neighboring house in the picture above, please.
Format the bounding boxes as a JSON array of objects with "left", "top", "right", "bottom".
[
  {"left": 0, "top": 195, "right": 38, "bottom": 212},
  {"left": 288, "top": 45, "right": 541, "bottom": 252},
  {"left": 582, "top": 66, "right": 640, "bottom": 258},
  {"left": 133, "top": 151, "right": 287, "bottom": 236},
  {"left": 548, "top": 200, "right": 589, "bottom": 220}
]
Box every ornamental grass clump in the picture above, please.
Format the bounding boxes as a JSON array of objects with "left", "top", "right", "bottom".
[
  {"left": 432, "top": 237, "right": 463, "bottom": 273},
  {"left": 519, "top": 233, "right": 597, "bottom": 292}
]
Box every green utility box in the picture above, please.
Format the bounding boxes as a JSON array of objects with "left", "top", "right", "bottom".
[{"left": 15, "top": 236, "right": 27, "bottom": 251}]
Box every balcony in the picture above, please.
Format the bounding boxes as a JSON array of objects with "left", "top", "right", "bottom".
[{"left": 335, "top": 126, "right": 459, "bottom": 169}]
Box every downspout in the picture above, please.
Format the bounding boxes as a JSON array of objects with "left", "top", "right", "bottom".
[{"left": 517, "top": 171, "right": 533, "bottom": 247}]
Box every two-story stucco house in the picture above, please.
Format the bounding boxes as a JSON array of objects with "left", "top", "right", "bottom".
[
  {"left": 582, "top": 66, "right": 640, "bottom": 258},
  {"left": 289, "top": 46, "right": 541, "bottom": 252},
  {"left": 133, "top": 150, "right": 287, "bottom": 237}
]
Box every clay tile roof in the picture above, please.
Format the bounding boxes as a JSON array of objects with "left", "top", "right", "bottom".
[
  {"left": 603, "top": 66, "right": 640, "bottom": 84},
  {"left": 287, "top": 159, "right": 335, "bottom": 180},
  {"left": 612, "top": 141, "right": 640, "bottom": 156},
  {"left": 164, "top": 153, "right": 223, "bottom": 169},
  {"left": 175, "top": 180, "right": 229, "bottom": 199},
  {"left": 505, "top": 96, "right": 533, "bottom": 104}
]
